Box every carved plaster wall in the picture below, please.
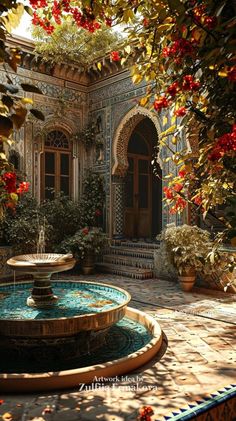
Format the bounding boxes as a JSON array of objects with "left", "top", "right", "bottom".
[{"left": 112, "top": 106, "right": 162, "bottom": 177}]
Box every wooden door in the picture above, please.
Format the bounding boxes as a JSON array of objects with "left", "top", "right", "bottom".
[{"left": 124, "top": 153, "right": 152, "bottom": 238}]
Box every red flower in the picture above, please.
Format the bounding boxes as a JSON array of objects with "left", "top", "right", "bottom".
[
  {"left": 105, "top": 17, "right": 112, "bottom": 27},
  {"left": 2, "top": 172, "right": 17, "bottom": 194},
  {"left": 193, "top": 195, "right": 202, "bottom": 206},
  {"left": 138, "top": 405, "right": 154, "bottom": 421},
  {"left": 178, "top": 168, "right": 187, "bottom": 178},
  {"left": 52, "top": 0, "right": 62, "bottom": 25},
  {"left": 163, "top": 186, "right": 174, "bottom": 199},
  {"left": 173, "top": 183, "right": 183, "bottom": 192},
  {"left": 167, "top": 82, "right": 179, "bottom": 97},
  {"left": 169, "top": 197, "right": 187, "bottom": 214},
  {"left": 166, "top": 38, "right": 195, "bottom": 59},
  {"left": 110, "top": 51, "right": 120, "bottom": 62},
  {"left": 204, "top": 16, "right": 217, "bottom": 29},
  {"left": 95, "top": 209, "right": 102, "bottom": 216},
  {"left": 162, "top": 46, "right": 171, "bottom": 57},
  {"left": 154, "top": 96, "right": 169, "bottom": 111},
  {"left": 143, "top": 18, "right": 149, "bottom": 27},
  {"left": 29, "top": 0, "right": 48, "bottom": 8},
  {"left": 174, "top": 106, "right": 187, "bottom": 117},
  {"left": 82, "top": 228, "right": 89, "bottom": 236},
  {"left": 17, "top": 182, "right": 30, "bottom": 194},
  {"left": 182, "top": 75, "right": 200, "bottom": 91}
]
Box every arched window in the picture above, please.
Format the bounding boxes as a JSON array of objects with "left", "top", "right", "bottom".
[{"left": 41, "top": 130, "right": 72, "bottom": 200}]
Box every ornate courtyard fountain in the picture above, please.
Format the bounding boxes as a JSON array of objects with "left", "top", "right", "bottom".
[{"left": 0, "top": 227, "right": 162, "bottom": 392}]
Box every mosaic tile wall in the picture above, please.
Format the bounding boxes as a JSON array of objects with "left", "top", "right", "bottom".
[{"left": 1, "top": 43, "right": 185, "bottom": 238}]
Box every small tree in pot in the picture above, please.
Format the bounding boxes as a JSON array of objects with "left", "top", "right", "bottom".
[{"left": 161, "top": 224, "right": 213, "bottom": 291}]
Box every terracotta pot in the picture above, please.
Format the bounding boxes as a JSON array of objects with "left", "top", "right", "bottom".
[
  {"left": 81, "top": 253, "right": 95, "bottom": 275},
  {"left": 178, "top": 267, "right": 196, "bottom": 292}
]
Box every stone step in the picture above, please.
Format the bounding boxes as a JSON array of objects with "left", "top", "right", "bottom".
[
  {"left": 103, "top": 254, "right": 154, "bottom": 269},
  {"left": 108, "top": 246, "right": 154, "bottom": 260},
  {"left": 96, "top": 262, "right": 153, "bottom": 279},
  {"left": 111, "top": 240, "right": 160, "bottom": 250}
]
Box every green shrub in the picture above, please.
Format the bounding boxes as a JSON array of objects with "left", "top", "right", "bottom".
[
  {"left": 40, "top": 193, "right": 81, "bottom": 251},
  {"left": 80, "top": 170, "right": 105, "bottom": 227},
  {"left": 2, "top": 194, "right": 41, "bottom": 254}
]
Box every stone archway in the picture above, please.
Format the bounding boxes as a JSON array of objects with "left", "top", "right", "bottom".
[
  {"left": 111, "top": 106, "right": 162, "bottom": 238},
  {"left": 112, "top": 106, "right": 161, "bottom": 176}
]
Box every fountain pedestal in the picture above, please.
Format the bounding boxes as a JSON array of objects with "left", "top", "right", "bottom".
[{"left": 27, "top": 273, "right": 58, "bottom": 308}]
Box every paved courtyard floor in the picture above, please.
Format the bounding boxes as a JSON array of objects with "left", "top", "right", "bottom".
[{"left": 1, "top": 274, "right": 236, "bottom": 421}]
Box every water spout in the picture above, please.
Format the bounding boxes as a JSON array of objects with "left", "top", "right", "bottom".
[{"left": 37, "top": 218, "right": 46, "bottom": 255}]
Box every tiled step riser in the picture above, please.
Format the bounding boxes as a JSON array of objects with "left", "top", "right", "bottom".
[
  {"left": 97, "top": 264, "right": 153, "bottom": 280},
  {"left": 103, "top": 255, "right": 154, "bottom": 270},
  {"left": 111, "top": 240, "right": 160, "bottom": 250},
  {"left": 100, "top": 240, "right": 157, "bottom": 279},
  {"left": 109, "top": 247, "right": 154, "bottom": 260}
]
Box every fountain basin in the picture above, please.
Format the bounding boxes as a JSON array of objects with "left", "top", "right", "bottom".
[
  {"left": 0, "top": 281, "right": 131, "bottom": 366},
  {"left": 7, "top": 253, "right": 76, "bottom": 274},
  {"left": 0, "top": 307, "right": 162, "bottom": 392}
]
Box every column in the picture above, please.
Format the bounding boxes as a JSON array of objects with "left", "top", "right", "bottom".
[{"left": 112, "top": 176, "right": 125, "bottom": 239}]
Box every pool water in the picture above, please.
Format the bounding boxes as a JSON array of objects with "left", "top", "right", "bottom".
[{"left": 0, "top": 281, "right": 128, "bottom": 320}]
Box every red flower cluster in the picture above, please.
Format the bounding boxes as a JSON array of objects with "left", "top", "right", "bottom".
[
  {"left": 208, "top": 125, "right": 236, "bottom": 161},
  {"left": 1, "top": 172, "right": 30, "bottom": 211},
  {"left": 17, "top": 182, "right": 30, "bottom": 195},
  {"left": 192, "top": 4, "right": 217, "bottom": 29},
  {"left": 2, "top": 172, "right": 16, "bottom": 193},
  {"left": 167, "top": 81, "right": 179, "bottom": 97},
  {"left": 61, "top": 0, "right": 70, "bottom": 12},
  {"left": 174, "top": 106, "right": 187, "bottom": 117},
  {"left": 82, "top": 227, "right": 89, "bottom": 236},
  {"left": 52, "top": 0, "right": 61, "bottom": 25},
  {"left": 72, "top": 10, "right": 101, "bottom": 32},
  {"left": 29, "top": 0, "right": 47, "bottom": 8},
  {"left": 164, "top": 183, "right": 183, "bottom": 199},
  {"left": 193, "top": 194, "right": 202, "bottom": 206},
  {"left": 110, "top": 51, "right": 120, "bottom": 61},
  {"left": 162, "top": 38, "right": 194, "bottom": 59},
  {"left": 154, "top": 96, "right": 169, "bottom": 112},
  {"left": 173, "top": 183, "right": 183, "bottom": 192},
  {"left": 182, "top": 75, "right": 200, "bottom": 91},
  {"left": 31, "top": 0, "right": 102, "bottom": 33},
  {"left": 164, "top": 183, "right": 186, "bottom": 214},
  {"left": 163, "top": 186, "right": 174, "bottom": 199},
  {"left": 105, "top": 17, "right": 112, "bottom": 27},
  {"left": 32, "top": 12, "right": 55, "bottom": 34},
  {"left": 138, "top": 405, "right": 154, "bottom": 421},
  {"left": 170, "top": 197, "right": 187, "bottom": 214},
  {"left": 178, "top": 167, "right": 187, "bottom": 178}
]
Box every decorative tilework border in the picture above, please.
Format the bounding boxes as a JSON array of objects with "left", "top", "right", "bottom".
[{"left": 159, "top": 385, "right": 236, "bottom": 420}]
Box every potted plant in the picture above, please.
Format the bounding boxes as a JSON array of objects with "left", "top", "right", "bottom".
[
  {"left": 58, "top": 227, "right": 107, "bottom": 274},
  {"left": 161, "top": 224, "right": 213, "bottom": 291}
]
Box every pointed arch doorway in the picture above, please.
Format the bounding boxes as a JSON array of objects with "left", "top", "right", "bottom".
[{"left": 124, "top": 118, "right": 162, "bottom": 239}]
